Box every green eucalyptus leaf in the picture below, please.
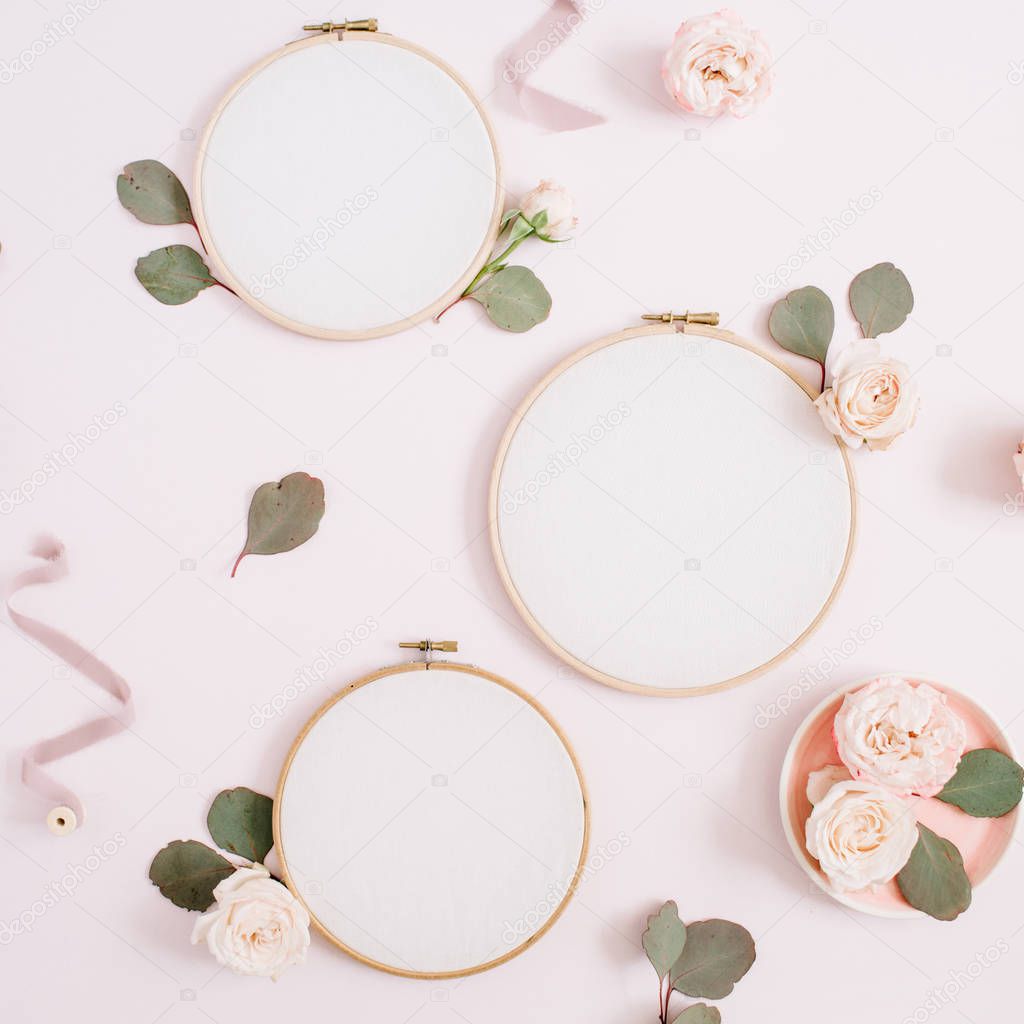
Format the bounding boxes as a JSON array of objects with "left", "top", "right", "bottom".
[
  {"left": 643, "top": 900, "right": 687, "bottom": 979},
  {"left": 896, "top": 824, "right": 972, "bottom": 921},
  {"left": 670, "top": 919, "right": 755, "bottom": 999},
  {"left": 849, "top": 262, "right": 914, "bottom": 338},
  {"left": 672, "top": 1005, "right": 721, "bottom": 1024},
  {"left": 936, "top": 749, "right": 1024, "bottom": 818},
  {"left": 207, "top": 787, "right": 274, "bottom": 862},
  {"left": 768, "top": 285, "right": 834, "bottom": 365},
  {"left": 471, "top": 266, "right": 551, "bottom": 333},
  {"left": 135, "top": 245, "right": 216, "bottom": 305},
  {"left": 148, "top": 839, "right": 234, "bottom": 911},
  {"left": 117, "top": 159, "right": 193, "bottom": 225},
  {"left": 232, "top": 471, "right": 325, "bottom": 577}
]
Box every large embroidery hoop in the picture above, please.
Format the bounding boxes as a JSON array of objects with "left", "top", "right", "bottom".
[
  {"left": 490, "top": 320, "right": 857, "bottom": 697},
  {"left": 193, "top": 22, "right": 503, "bottom": 340},
  {"left": 273, "top": 643, "right": 589, "bottom": 978}
]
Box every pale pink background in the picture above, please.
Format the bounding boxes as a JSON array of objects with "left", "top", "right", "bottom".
[{"left": 2, "top": 1, "right": 1023, "bottom": 1022}]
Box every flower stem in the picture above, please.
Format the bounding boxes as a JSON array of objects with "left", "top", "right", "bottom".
[{"left": 433, "top": 219, "right": 533, "bottom": 322}]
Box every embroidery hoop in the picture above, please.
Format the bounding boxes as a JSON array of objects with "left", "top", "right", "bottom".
[
  {"left": 193, "top": 22, "right": 503, "bottom": 340},
  {"left": 273, "top": 644, "right": 589, "bottom": 978},
  {"left": 489, "top": 319, "right": 858, "bottom": 697}
]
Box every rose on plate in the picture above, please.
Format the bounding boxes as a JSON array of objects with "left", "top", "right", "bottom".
[
  {"left": 833, "top": 677, "right": 965, "bottom": 797},
  {"left": 801, "top": 677, "right": 1024, "bottom": 921},
  {"left": 804, "top": 768, "right": 918, "bottom": 892}
]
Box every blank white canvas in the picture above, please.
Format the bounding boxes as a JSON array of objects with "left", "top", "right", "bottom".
[
  {"left": 199, "top": 38, "right": 497, "bottom": 332},
  {"left": 277, "top": 667, "right": 586, "bottom": 974},
  {"left": 495, "top": 330, "right": 853, "bottom": 692}
]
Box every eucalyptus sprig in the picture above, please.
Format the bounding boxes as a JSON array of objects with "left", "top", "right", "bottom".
[
  {"left": 149, "top": 787, "right": 275, "bottom": 910},
  {"left": 768, "top": 261, "right": 914, "bottom": 392},
  {"left": 117, "top": 159, "right": 234, "bottom": 304},
  {"left": 642, "top": 901, "right": 755, "bottom": 1024},
  {"left": 435, "top": 179, "right": 577, "bottom": 332}
]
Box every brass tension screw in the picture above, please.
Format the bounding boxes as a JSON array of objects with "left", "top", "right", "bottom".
[
  {"left": 641, "top": 311, "right": 720, "bottom": 325},
  {"left": 303, "top": 19, "right": 378, "bottom": 32},
  {"left": 399, "top": 640, "right": 459, "bottom": 653}
]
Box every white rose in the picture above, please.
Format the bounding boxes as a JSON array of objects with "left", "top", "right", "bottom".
[
  {"left": 661, "top": 9, "right": 773, "bottom": 118},
  {"left": 519, "top": 179, "right": 577, "bottom": 239},
  {"left": 833, "top": 677, "right": 966, "bottom": 798},
  {"left": 191, "top": 864, "right": 310, "bottom": 979},
  {"left": 815, "top": 339, "right": 920, "bottom": 450},
  {"left": 805, "top": 777, "right": 918, "bottom": 892}
]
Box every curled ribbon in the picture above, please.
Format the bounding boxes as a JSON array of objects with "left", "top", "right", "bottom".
[
  {"left": 8, "top": 538, "right": 134, "bottom": 830},
  {"left": 502, "top": 0, "right": 606, "bottom": 131}
]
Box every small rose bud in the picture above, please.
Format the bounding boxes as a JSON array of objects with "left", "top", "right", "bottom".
[{"left": 519, "top": 179, "right": 578, "bottom": 240}]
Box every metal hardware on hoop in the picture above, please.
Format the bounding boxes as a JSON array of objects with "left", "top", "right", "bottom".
[
  {"left": 399, "top": 639, "right": 459, "bottom": 666},
  {"left": 641, "top": 311, "right": 719, "bottom": 325},
  {"left": 303, "top": 19, "right": 378, "bottom": 34}
]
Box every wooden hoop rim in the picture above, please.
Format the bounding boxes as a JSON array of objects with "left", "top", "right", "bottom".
[
  {"left": 193, "top": 32, "right": 504, "bottom": 341},
  {"left": 273, "top": 659, "right": 590, "bottom": 978},
  {"left": 488, "top": 323, "right": 858, "bottom": 698}
]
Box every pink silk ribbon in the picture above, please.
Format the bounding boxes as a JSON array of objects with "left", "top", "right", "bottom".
[
  {"left": 502, "top": 0, "right": 606, "bottom": 131},
  {"left": 8, "top": 538, "right": 134, "bottom": 826}
]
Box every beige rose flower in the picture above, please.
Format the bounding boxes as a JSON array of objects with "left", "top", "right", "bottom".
[
  {"left": 805, "top": 776, "right": 918, "bottom": 892},
  {"left": 661, "top": 9, "right": 773, "bottom": 118},
  {"left": 1014, "top": 439, "right": 1024, "bottom": 485},
  {"left": 191, "top": 864, "right": 310, "bottom": 979},
  {"left": 833, "top": 677, "right": 966, "bottom": 798},
  {"left": 519, "top": 180, "right": 577, "bottom": 239},
  {"left": 815, "top": 339, "right": 919, "bottom": 450}
]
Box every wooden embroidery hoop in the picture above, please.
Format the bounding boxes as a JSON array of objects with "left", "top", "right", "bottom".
[
  {"left": 273, "top": 644, "right": 590, "bottom": 978},
  {"left": 193, "top": 22, "right": 504, "bottom": 341},
  {"left": 489, "top": 318, "right": 858, "bottom": 698}
]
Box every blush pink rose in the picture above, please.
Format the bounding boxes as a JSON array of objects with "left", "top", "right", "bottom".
[
  {"left": 833, "top": 677, "right": 967, "bottom": 798},
  {"left": 815, "top": 339, "right": 920, "bottom": 450},
  {"left": 661, "top": 9, "right": 773, "bottom": 118}
]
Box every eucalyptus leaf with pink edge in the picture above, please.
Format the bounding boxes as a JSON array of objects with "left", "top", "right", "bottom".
[
  {"left": 232, "top": 472, "right": 325, "bottom": 577},
  {"left": 117, "top": 159, "right": 194, "bottom": 225}
]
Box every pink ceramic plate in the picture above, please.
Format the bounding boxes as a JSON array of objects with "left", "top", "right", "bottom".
[{"left": 779, "top": 674, "right": 1019, "bottom": 918}]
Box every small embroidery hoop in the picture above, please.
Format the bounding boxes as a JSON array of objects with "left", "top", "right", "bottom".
[
  {"left": 489, "top": 316, "right": 858, "bottom": 697},
  {"left": 273, "top": 641, "right": 589, "bottom": 978},
  {"left": 193, "top": 22, "right": 504, "bottom": 340}
]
